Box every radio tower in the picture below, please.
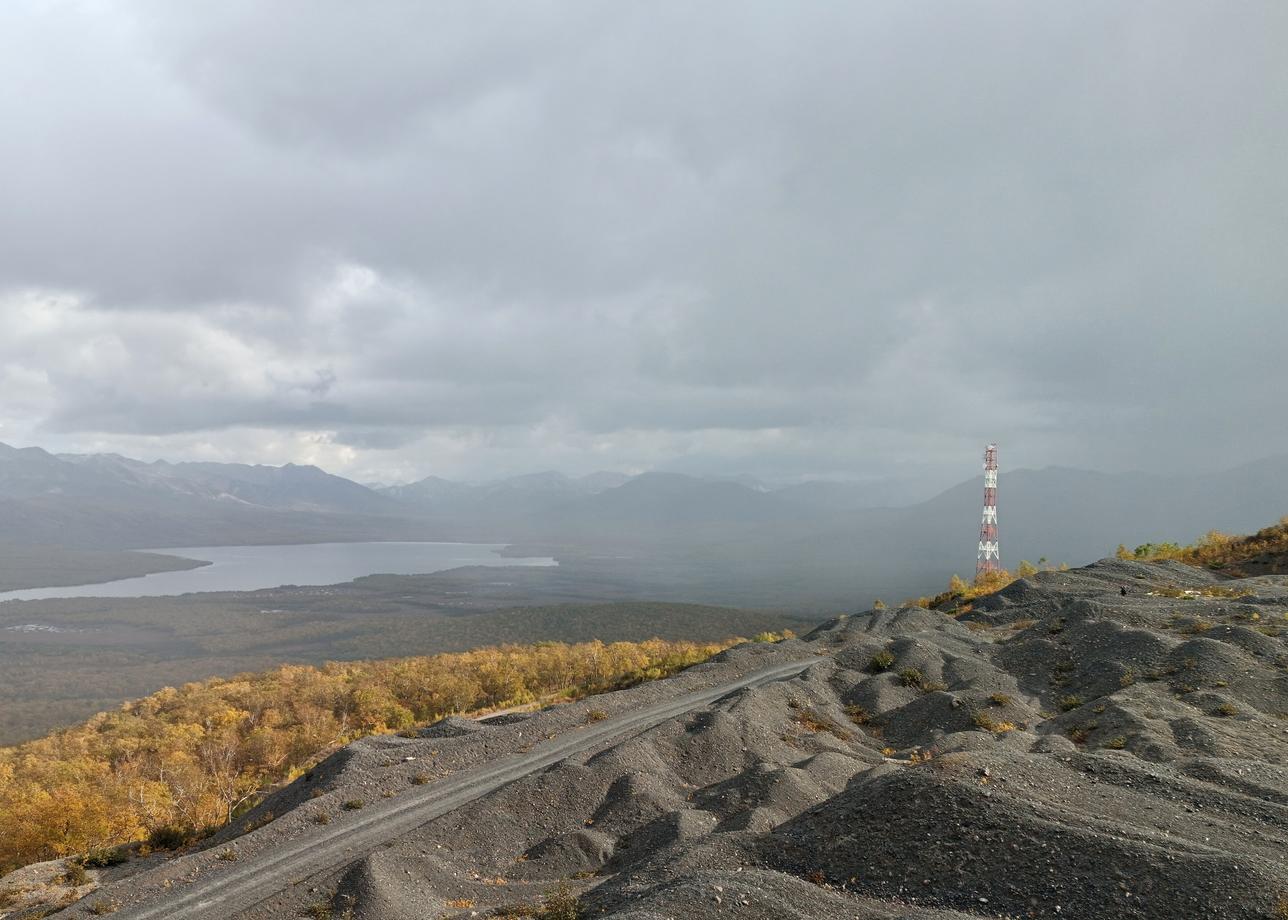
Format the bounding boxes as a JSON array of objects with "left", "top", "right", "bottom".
[{"left": 977, "top": 444, "right": 1000, "bottom": 577}]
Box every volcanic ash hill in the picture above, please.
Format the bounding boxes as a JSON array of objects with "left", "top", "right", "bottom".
[{"left": 49, "top": 559, "right": 1288, "bottom": 920}]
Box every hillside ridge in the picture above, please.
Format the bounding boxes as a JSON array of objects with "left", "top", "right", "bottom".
[{"left": 8, "top": 555, "right": 1285, "bottom": 919}]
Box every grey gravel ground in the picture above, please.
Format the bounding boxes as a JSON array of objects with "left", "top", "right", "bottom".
[{"left": 29, "top": 559, "right": 1288, "bottom": 920}]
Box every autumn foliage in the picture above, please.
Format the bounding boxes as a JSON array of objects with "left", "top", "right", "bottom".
[
  {"left": 0, "top": 636, "right": 755, "bottom": 873},
  {"left": 1116, "top": 517, "right": 1288, "bottom": 571}
]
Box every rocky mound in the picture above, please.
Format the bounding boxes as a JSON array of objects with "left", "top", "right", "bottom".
[{"left": 33, "top": 559, "right": 1288, "bottom": 920}]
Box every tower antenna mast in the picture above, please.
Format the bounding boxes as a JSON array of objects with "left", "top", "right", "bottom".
[{"left": 977, "top": 444, "right": 1000, "bottom": 577}]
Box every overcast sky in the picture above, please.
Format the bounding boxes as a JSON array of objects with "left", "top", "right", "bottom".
[{"left": 1, "top": 2, "right": 1285, "bottom": 487}]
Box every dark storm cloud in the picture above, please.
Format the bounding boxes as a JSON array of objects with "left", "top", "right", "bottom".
[{"left": 0, "top": 1, "right": 1285, "bottom": 482}]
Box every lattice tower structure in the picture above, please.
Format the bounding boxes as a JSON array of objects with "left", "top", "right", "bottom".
[{"left": 977, "top": 444, "right": 1000, "bottom": 576}]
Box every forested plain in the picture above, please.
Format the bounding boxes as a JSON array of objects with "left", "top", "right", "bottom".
[
  {"left": 0, "top": 569, "right": 815, "bottom": 745},
  {"left": 0, "top": 635, "right": 772, "bottom": 873}
]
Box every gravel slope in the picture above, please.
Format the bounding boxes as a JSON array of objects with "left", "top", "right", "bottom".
[{"left": 35, "top": 559, "right": 1288, "bottom": 920}]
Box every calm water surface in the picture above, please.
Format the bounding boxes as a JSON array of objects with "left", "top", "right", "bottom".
[{"left": 0, "top": 542, "right": 557, "bottom": 601}]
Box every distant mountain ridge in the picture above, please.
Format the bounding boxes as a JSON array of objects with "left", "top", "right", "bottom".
[
  {"left": 3, "top": 440, "right": 1288, "bottom": 607},
  {"left": 0, "top": 443, "right": 394, "bottom": 514}
]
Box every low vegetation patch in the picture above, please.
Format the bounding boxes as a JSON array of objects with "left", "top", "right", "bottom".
[
  {"left": 972, "top": 710, "right": 1016, "bottom": 734},
  {"left": 868, "top": 650, "right": 895, "bottom": 672},
  {"left": 789, "top": 702, "right": 853, "bottom": 741},
  {"left": 60, "top": 862, "right": 89, "bottom": 886},
  {"left": 898, "top": 668, "right": 946, "bottom": 693},
  {"left": 905, "top": 560, "right": 1068, "bottom": 610},
  {"left": 1118, "top": 516, "right": 1288, "bottom": 574},
  {"left": 0, "top": 636, "right": 741, "bottom": 874}
]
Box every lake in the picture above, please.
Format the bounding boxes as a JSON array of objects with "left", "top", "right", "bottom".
[{"left": 0, "top": 542, "right": 557, "bottom": 601}]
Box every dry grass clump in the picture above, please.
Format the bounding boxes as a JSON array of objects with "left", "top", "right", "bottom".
[
  {"left": 868, "top": 650, "right": 895, "bottom": 672},
  {"left": 844, "top": 704, "right": 869, "bottom": 725},
  {"left": 585, "top": 709, "right": 608, "bottom": 723},
  {"left": 972, "top": 710, "right": 1016, "bottom": 734},
  {"left": 1067, "top": 722, "right": 1098, "bottom": 744},
  {"left": 788, "top": 702, "right": 853, "bottom": 741},
  {"left": 60, "top": 862, "right": 89, "bottom": 886}
]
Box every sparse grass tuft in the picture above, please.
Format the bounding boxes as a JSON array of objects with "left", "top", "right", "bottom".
[
  {"left": 80, "top": 848, "right": 128, "bottom": 869},
  {"left": 538, "top": 882, "right": 582, "bottom": 920},
  {"left": 972, "top": 710, "right": 1015, "bottom": 734},
  {"left": 61, "top": 861, "right": 90, "bottom": 886},
  {"left": 445, "top": 898, "right": 475, "bottom": 909},
  {"left": 895, "top": 667, "right": 946, "bottom": 692},
  {"left": 1215, "top": 702, "right": 1239, "bottom": 717},
  {"left": 1059, "top": 695, "right": 1083, "bottom": 712},
  {"left": 341, "top": 800, "right": 364, "bottom": 811},
  {"left": 1067, "top": 722, "right": 1097, "bottom": 744},
  {"left": 585, "top": 709, "right": 607, "bottom": 723},
  {"left": 988, "top": 693, "right": 1011, "bottom": 707},
  {"left": 87, "top": 898, "right": 121, "bottom": 915},
  {"left": 790, "top": 704, "right": 853, "bottom": 741},
  {"left": 844, "top": 703, "right": 869, "bottom": 725},
  {"left": 410, "top": 772, "right": 430, "bottom": 785},
  {"left": 868, "top": 650, "right": 895, "bottom": 672},
  {"left": 1104, "top": 736, "right": 1127, "bottom": 750},
  {"left": 311, "top": 810, "right": 331, "bottom": 825},
  {"left": 216, "top": 847, "right": 237, "bottom": 862}
]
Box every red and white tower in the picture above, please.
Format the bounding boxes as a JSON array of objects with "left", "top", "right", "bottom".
[{"left": 977, "top": 444, "right": 1000, "bottom": 577}]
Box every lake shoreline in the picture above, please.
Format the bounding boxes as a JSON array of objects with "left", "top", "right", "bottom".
[{"left": 0, "top": 541, "right": 556, "bottom": 602}]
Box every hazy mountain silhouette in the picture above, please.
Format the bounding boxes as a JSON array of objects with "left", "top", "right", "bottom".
[{"left": 3, "top": 440, "right": 1286, "bottom": 605}]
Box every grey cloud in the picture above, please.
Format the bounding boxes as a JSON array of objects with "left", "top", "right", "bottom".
[{"left": 0, "top": 1, "right": 1285, "bottom": 482}]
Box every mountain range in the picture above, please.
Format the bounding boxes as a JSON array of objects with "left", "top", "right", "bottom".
[{"left": 3, "top": 440, "right": 1287, "bottom": 606}]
